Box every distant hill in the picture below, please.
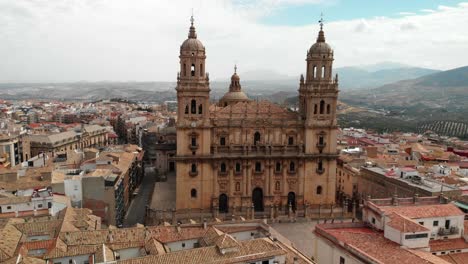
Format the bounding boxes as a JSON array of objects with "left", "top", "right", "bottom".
[
  {"left": 339, "top": 65, "right": 468, "bottom": 134},
  {"left": 335, "top": 66, "right": 440, "bottom": 90}
]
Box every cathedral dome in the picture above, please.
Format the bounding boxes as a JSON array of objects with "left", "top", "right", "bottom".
[
  {"left": 309, "top": 27, "right": 333, "bottom": 56},
  {"left": 219, "top": 65, "right": 250, "bottom": 107},
  {"left": 220, "top": 90, "right": 249, "bottom": 101},
  {"left": 181, "top": 38, "right": 205, "bottom": 51},
  {"left": 180, "top": 16, "right": 205, "bottom": 52}
]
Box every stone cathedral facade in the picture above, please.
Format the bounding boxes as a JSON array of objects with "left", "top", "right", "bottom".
[{"left": 174, "top": 17, "right": 339, "bottom": 213}]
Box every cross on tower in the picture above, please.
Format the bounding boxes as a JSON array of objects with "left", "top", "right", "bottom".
[
  {"left": 190, "top": 8, "right": 194, "bottom": 26},
  {"left": 319, "top": 12, "right": 324, "bottom": 30}
]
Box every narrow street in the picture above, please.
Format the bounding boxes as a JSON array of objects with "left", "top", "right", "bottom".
[{"left": 123, "top": 166, "right": 156, "bottom": 227}]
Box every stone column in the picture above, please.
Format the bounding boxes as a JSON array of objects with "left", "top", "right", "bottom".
[
  {"left": 304, "top": 202, "right": 309, "bottom": 219},
  {"left": 171, "top": 208, "right": 177, "bottom": 225},
  {"left": 251, "top": 203, "right": 255, "bottom": 220},
  {"left": 352, "top": 200, "right": 357, "bottom": 220},
  {"left": 330, "top": 204, "right": 334, "bottom": 219},
  {"left": 318, "top": 203, "right": 322, "bottom": 221},
  {"left": 342, "top": 200, "right": 347, "bottom": 222},
  {"left": 270, "top": 204, "right": 274, "bottom": 221}
]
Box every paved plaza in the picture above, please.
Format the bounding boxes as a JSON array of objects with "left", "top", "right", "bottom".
[{"left": 150, "top": 172, "right": 176, "bottom": 210}]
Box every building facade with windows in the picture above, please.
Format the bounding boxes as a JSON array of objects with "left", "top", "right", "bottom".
[{"left": 175, "top": 17, "right": 339, "bottom": 213}]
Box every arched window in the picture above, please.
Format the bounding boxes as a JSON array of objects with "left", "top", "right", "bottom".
[
  {"left": 191, "top": 100, "right": 196, "bottom": 114},
  {"left": 220, "top": 163, "right": 226, "bottom": 173},
  {"left": 191, "top": 137, "right": 197, "bottom": 147},
  {"left": 200, "top": 63, "right": 203, "bottom": 77},
  {"left": 314, "top": 104, "right": 318, "bottom": 115},
  {"left": 184, "top": 105, "right": 188, "bottom": 114},
  {"left": 198, "top": 104, "right": 203, "bottom": 114},
  {"left": 275, "top": 181, "right": 280, "bottom": 191},
  {"left": 319, "top": 100, "right": 325, "bottom": 114},
  {"left": 289, "top": 162, "right": 295, "bottom": 172},
  {"left": 321, "top": 65, "right": 326, "bottom": 78},
  {"left": 235, "top": 163, "right": 241, "bottom": 172},
  {"left": 255, "top": 162, "right": 261, "bottom": 172},
  {"left": 191, "top": 188, "right": 197, "bottom": 198},
  {"left": 319, "top": 135, "right": 324, "bottom": 145},
  {"left": 275, "top": 162, "right": 281, "bottom": 172},
  {"left": 183, "top": 63, "right": 186, "bottom": 76},
  {"left": 318, "top": 160, "right": 323, "bottom": 171},
  {"left": 327, "top": 104, "right": 330, "bottom": 114},
  {"left": 316, "top": 186, "right": 322, "bottom": 195},
  {"left": 288, "top": 136, "right": 294, "bottom": 145},
  {"left": 191, "top": 163, "right": 197, "bottom": 173},
  {"left": 191, "top": 64, "right": 195, "bottom": 76},
  {"left": 254, "top": 132, "right": 261, "bottom": 145},
  {"left": 235, "top": 182, "right": 240, "bottom": 191},
  {"left": 220, "top": 137, "right": 226, "bottom": 146},
  {"left": 313, "top": 66, "right": 317, "bottom": 78}
]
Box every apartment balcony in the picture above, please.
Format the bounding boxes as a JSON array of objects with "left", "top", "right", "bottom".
[
  {"left": 189, "top": 171, "right": 198, "bottom": 177},
  {"left": 438, "top": 226, "right": 459, "bottom": 236},
  {"left": 316, "top": 168, "right": 325, "bottom": 174}
]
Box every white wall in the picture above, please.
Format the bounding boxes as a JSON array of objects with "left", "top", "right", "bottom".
[
  {"left": 414, "top": 215, "right": 464, "bottom": 240},
  {"left": 116, "top": 248, "right": 142, "bottom": 261},
  {"left": 166, "top": 239, "right": 199, "bottom": 252},
  {"left": 49, "top": 254, "right": 90, "bottom": 264},
  {"left": 64, "top": 177, "right": 83, "bottom": 204},
  {"left": 314, "top": 236, "right": 363, "bottom": 264},
  {"left": 0, "top": 196, "right": 52, "bottom": 214}
]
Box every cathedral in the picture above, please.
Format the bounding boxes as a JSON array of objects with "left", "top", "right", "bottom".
[{"left": 174, "top": 16, "right": 339, "bottom": 213}]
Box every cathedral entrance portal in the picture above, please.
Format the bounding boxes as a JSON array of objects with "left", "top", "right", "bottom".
[
  {"left": 287, "top": 192, "right": 297, "bottom": 212},
  {"left": 252, "top": 188, "right": 264, "bottom": 212},
  {"left": 219, "top": 194, "right": 228, "bottom": 213}
]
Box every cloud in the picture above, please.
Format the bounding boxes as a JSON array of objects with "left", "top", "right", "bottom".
[
  {"left": 400, "top": 21, "right": 419, "bottom": 31},
  {"left": 0, "top": 0, "right": 467, "bottom": 82},
  {"left": 354, "top": 19, "right": 371, "bottom": 32},
  {"left": 420, "top": 9, "right": 435, "bottom": 13},
  {"left": 398, "top": 12, "right": 416, "bottom": 16}
]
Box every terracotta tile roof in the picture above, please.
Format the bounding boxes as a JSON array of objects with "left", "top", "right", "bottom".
[
  {"left": 45, "top": 244, "right": 98, "bottom": 258},
  {"left": 146, "top": 226, "right": 207, "bottom": 243},
  {"left": 317, "top": 225, "right": 450, "bottom": 264},
  {"left": 0, "top": 193, "right": 31, "bottom": 205},
  {"left": 0, "top": 221, "right": 23, "bottom": 262},
  {"left": 430, "top": 238, "right": 468, "bottom": 252},
  {"left": 13, "top": 220, "right": 62, "bottom": 237},
  {"left": 1, "top": 255, "right": 46, "bottom": 264},
  {"left": 386, "top": 212, "right": 430, "bottom": 233},
  {"left": 144, "top": 238, "right": 166, "bottom": 255},
  {"left": 94, "top": 243, "right": 115, "bottom": 263},
  {"left": 117, "top": 238, "right": 285, "bottom": 264},
  {"left": 440, "top": 252, "right": 468, "bottom": 264},
  {"left": 379, "top": 203, "right": 464, "bottom": 219}
]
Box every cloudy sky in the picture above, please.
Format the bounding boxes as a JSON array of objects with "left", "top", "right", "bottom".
[{"left": 1, "top": 0, "right": 468, "bottom": 82}]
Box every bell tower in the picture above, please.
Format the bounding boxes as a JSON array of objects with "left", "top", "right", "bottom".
[
  {"left": 175, "top": 16, "right": 213, "bottom": 210},
  {"left": 176, "top": 15, "right": 210, "bottom": 126},
  {"left": 299, "top": 17, "right": 339, "bottom": 204}
]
